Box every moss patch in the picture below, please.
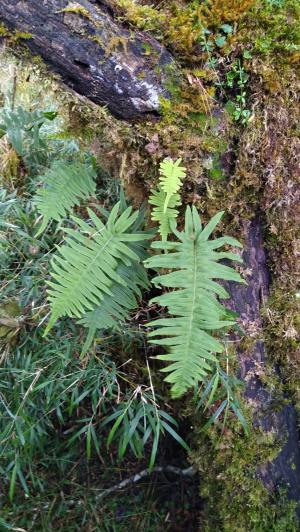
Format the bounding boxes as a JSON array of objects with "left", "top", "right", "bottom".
[
  {"left": 191, "top": 419, "right": 298, "bottom": 531},
  {"left": 60, "top": 2, "right": 93, "bottom": 22}
]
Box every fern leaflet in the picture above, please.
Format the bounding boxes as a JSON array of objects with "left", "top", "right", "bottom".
[
  {"left": 34, "top": 161, "right": 96, "bottom": 235},
  {"left": 159, "top": 158, "right": 186, "bottom": 213},
  {"left": 149, "top": 188, "right": 181, "bottom": 241},
  {"left": 45, "top": 202, "right": 152, "bottom": 334},
  {"left": 144, "top": 206, "right": 244, "bottom": 398}
]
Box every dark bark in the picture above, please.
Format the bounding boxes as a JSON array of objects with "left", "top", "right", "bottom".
[
  {"left": 0, "top": 0, "right": 179, "bottom": 120},
  {"left": 228, "top": 217, "right": 300, "bottom": 511}
]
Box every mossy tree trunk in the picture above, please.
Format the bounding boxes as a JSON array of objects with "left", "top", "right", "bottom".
[{"left": 228, "top": 217, "right": 300, "bottom": 507}]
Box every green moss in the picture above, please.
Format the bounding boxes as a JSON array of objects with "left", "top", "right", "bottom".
[
  {"left": 242, "top": 0, "right": 300, "bottom": 56},
  {"left": 60, "top": 2, "right": 93, "bottom": 21},
  {"left": 191, "top": 410, "right": 298, "bottom": 531},
  {"left": 0, "top": 23, "right": 32, "bottom": 42},
  {"left": 88, "top": 35, "right": 104, "bottom": 48},
  {"left": 0, "top": 23, "right": 9, "bottom": 38},
  {"left": 111, "top": 0, "right": 254, "bottom": 60},
  {"left": 263, "top": 288, "right": 300, "bottom": 412},
  {"left": 104, "top": 35, "right": 129, "bottom": 57},
  {"left": 12, "top": 31, "right": 33, "bottom": 40}
]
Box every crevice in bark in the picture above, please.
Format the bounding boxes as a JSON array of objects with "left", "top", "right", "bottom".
[{"left": 228, "top": 216, "right": 300, "bottom": 511}]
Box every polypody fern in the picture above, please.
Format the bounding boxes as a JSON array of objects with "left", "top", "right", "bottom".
[
  {"left": 45, "top": 202, "right": 151, "bottom": 335},
  {"left": 158, "top": 158, "right": 186, "bottom": 212},
  {"left": 149, "top": 188, "right": 181, "bottom": 241},
  {"left": 149, "top": 158, "right": 185, "bottom": 240},
  {"left": 145, "top": 206, "right": 244, "bottom": 398},
  {"left": 78, "top": 200, "right": 151, "bottom": 353},
  {"left": 34, "top": 161, "right": 96, "bottom": 235}
]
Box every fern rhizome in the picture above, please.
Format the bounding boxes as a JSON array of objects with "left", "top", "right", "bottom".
[{"left": 45, "top": 157, "right": 243, "bottom": 398}]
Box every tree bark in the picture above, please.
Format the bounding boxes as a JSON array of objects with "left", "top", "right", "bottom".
[
  {"left": 0, "top": 0, "right": 179, "bottom": 120},
  {"left": 228, "top": 217, "right": 300, "bottom": 511}
]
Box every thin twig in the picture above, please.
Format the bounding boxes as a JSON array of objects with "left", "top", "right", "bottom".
[
  {"left": 3, "top": 465, "right": 197, "bottom": 517},
  {"left": 94, "top": 465, "right": 197, "bottom": 503}
]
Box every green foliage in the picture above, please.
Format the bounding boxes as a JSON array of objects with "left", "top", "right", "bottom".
[
  {"left": 149, "top": 187, "right": 181, "bottom": 241},
  {"left": 266, "top": 0, "right": 284, "bottom": 5},
  {"left": 158, "top": 158, "right": 186, "bottom": 213},
  {"left": 0, "top": 106, "right": 57, "bottom": 171},
  {"left": 199, "top": 23, "right": 233, "bottom": 53},
  {"left": 0, "top": 188, "right": 17, "bottom": 231},
  {"left": 251, "top": 0, "right": 299, "bottom": 55},
  {"left": 0, "top": 326, "right": 189, "bottom": 502},
  {"left": 0, "top": 92, "right": 249, "bottom": 529},
  {"left": 45, "top": 202, "right": 151, "bottom": 333},
  {"left": 0, "top": 103, "right": 189, "bottom": 492},
  {"left": 0, "top": 331, "right": 117, "bottom": 495},
  {"left": 222, "top": 58, "right": 251, "bottom": 124},
  {"left": 103, "top": 388, "right": 189, "bottom": 470},
  {"left": 78, "top": 202, "right": 151, "bottom": 353},
  {"left": 196, "top": 353, "right": 248, "bottom": 434},
  {"left": 145, "top": 206, "right": 244, "bottom": 398},
  {"left": 34, "top": 160, "right": 96, "bottom": 235},
  {"left": 79, "top": 262, "right": 149, "bottom": 353},
  {"left": 149, "top": 157, "right": 185, "bottom": 241}
]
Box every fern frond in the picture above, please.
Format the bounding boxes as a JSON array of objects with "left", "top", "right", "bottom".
[
  {"left": 159, "top": 158, "right": 186, "bottom": 213},
  {"left": 78, "top": 196, "right": 151, "bottom": 353},
  {"left": 34, "top": 161, "right": 96, "bottom": 235},
  {"left": 79, "top": 262, "right": 149, "bottom": 353},
  {"left": 149, "top": 188, "right": 181, "bottom": 241},
  {"left": 144, "top": 206, "right": 244, "bottom": 398},
  {"left": 45, "top": 202, "right": 151, "bottom": 334}
]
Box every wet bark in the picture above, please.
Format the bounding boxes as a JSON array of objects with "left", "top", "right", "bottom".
[
  {"left": 0, "top": 0, "right": 179, "bottom": 120},
  {"left": 228, "top": 217, "right": 300, "bottom": 511}
]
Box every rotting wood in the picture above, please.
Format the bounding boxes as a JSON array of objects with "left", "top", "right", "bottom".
[
  {"left": 0, "top": 0, "right": 179, "bottom": 120},
  {"left": 228, "top": 216, "right": 300, "bottom": 512}
]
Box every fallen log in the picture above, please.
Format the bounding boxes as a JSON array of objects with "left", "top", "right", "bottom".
[{"left": 0, "top": 0, "right": 179, "bottom": 120}]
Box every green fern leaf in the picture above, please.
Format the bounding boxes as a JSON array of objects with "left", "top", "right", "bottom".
[
  {"left": 144, "top": 206, "right": 244, "bottom": 398},
  {"left": 159, "top": 158, "right": 186, "bottom": 213},
  {"left": 149, "top": 188, "right": 181, "bottom": 241},
  {"left": 34, "top": 161, "right": 96, "bottom": 235},
  {"left": 45, "top": 202, "right": 151, "bottom": 334},
  {"left": 79, "top": 262, "right": 149, "bottom": 353},
  {"left": 79, "top": 198, "right": 151, "bottom": 353}
]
